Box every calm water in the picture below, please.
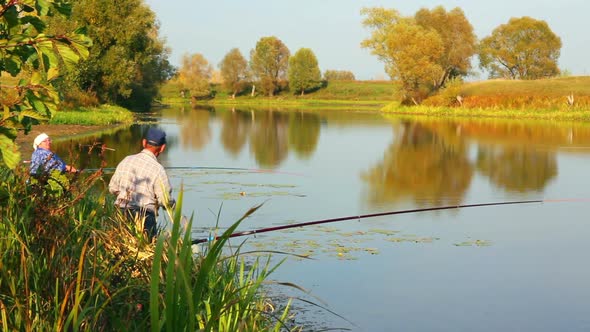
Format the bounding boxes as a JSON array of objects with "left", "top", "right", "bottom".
[{"left": 55, "top": 106, "right": 590, "bottom": 331}]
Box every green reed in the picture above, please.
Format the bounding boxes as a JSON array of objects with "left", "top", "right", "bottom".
[{"left": 0, "top": 167, "right": 297, "bottom": 331}]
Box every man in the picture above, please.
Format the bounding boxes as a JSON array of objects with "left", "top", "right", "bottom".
[
  {"left": 108, "top": 127, "right": 175, "bottom": 241},
  {"left": 30, "top": 133, "right": 78, "bottom": 175}
]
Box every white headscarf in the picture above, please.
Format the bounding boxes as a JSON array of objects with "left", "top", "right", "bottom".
[{"left": 33, "top": 133, "right": 49, "bottom": 150}]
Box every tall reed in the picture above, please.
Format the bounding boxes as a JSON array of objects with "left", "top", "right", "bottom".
[{"left": 0, "top": 167, "right": 296, "bottom": 331}]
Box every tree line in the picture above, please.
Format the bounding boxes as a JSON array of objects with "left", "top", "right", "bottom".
[
  {"left": 178, "top": 6, "right": 562, "bottom": 104},
  {"left": 361, "top": 6, "right": 562, "bottom": 104},
  {"left": 176, "top": 37, "right": 356, "bottom": 100}
]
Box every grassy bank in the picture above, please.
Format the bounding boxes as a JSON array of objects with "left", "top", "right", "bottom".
[
  {"left": 159, "top": 80, "right": 397, "bottom": 110},
  {"left": 160, "top": 76, "right": 590, "bottom": 119},
  {"left": 0, "top": 167, "right": 297, "bottom": 331},
  {"left": 384, "top": 76, "right": 590, "bottom": 121},
  {"left": 382, "top": 104, "right": 590, "bottom": 121},
  {"left": 51, "top": 104, "right": 135, "bottom": 125}
]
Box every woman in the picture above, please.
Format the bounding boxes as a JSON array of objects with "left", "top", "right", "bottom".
[{"left": 29, "top": 133, "right": 78, "bottom": 175}]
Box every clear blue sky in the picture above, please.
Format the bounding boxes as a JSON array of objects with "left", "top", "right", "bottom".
[{"left": 144, "top": 0, "right": 588, "bottom": 80}]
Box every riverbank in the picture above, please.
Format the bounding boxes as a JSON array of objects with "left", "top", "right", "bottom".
[
  {"left": 16, "top": 104, "right": 135, "bottom": 157},
  {"left": 16, "top": 124, "right": 119, "bottom": 157},
  {"left": 158, "top": 76, "right": 590, "bottom": 121}
]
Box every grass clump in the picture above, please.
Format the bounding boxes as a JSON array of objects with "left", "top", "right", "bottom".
[{"left": 0, "top": 166, "right": 297, "bottom": 331}]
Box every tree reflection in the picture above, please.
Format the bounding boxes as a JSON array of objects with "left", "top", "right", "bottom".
[
  {"left": 250, "top": 111, "right": 290, "bottom": 167},
  {"left": 220, "top": 108, "right": 251, "bottom": 157},
  {"left": 288, "top": 112, "right": 321, "bottom": 159},
  {"left": 362, "top": 121, "right": 473, "bottom": 207},
  {"left": 178, "top": 108, "right": 211, "bottom": 150},
  {"left": 476, "top": 146, "right": 557, "bottom": 193}
]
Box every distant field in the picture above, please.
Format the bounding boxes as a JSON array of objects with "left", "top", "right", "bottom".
[{"left": 300, "top": 80, "right": 397, "bottom": 101}]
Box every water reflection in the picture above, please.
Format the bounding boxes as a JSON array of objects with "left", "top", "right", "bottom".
[
  {"left": 187, "top": 106, "right": 322, "bottom": 167},
  {"left": 249, "top": 111, "right": 290, "bottom": 167},
  {"left": 288, "top": 112, "right": 321, "bottom": 159},
  {"left": 220, "top": 109, "right": 251, "bottom": 157},
  {"left": 476, "top": 146, "right": 557, "bottom": 193},
  {"left": 177, "top": 107, "right": 212, "bottom": 150},
  {"left": 56, "top": 108, "right": 589, "bottom": 207},
  {"left": 362, "top": 117, "right": 572, "bottom": 206},
  {"left": 362, "top": 120, "right": 473, "bottom": 206}
]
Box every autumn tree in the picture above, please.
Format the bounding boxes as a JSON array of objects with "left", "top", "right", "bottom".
[
  {"left": 288, "top": 48, "right": 321, "bottom": 95},
  {"left": 250, "top": 36, "right": 290, "bottom": 96},
  {"left": 219, "top": 48, "right": 249, "bottom": 99},
  {"left": 361, "top": 6, "right": 476, "bottom": 104},
  {"left": 361, "top": 7, "right": 444, "bottom": 104},
  {"left": 478, "top": 16, "right": 561, "bottom": 79},
  {"left": 414, "top": 6, "right": 476, "bottom": 89},
  {"left": 0, "top": 0, "right": 91, "bottom": 168},
  {"left": 177, "top": 53, "right": 213, "bottom": 100},
  {"left": 324, "top": 70, "right": 355, "bottom": 81}
]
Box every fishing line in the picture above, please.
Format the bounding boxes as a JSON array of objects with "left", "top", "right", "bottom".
[{"left": 82, "top": 166, "right": 305, "bottom": 176}]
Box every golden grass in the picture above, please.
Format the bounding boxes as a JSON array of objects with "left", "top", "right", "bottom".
[{"left": 460, "top": 76, "right": 590, "bottom": 97}]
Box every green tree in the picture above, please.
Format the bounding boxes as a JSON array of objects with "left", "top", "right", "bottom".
[
  {"left": 177, "top": 53, "right": 212, "bottom": 100},
  {"left": 219, "top": 48, "right": 249, "bottom": 99},
  {"left": 250, "top": 36, "right": 290, "bottom": 96},
  {"left": 478, "top": 16, "right": 562, "bottom": 79},
  {"left": 361, "top": 7, "right": 444, "bottom": 104},
  {"left": 288, "top": 48, "right": 321, "bottom": 95},
  {"left": 47, "top": 0, "right": 173, "bottom": 109},
  {"left": 324, "top": 70, "right": 355, "bottom": 81},
  {"left": 414, "top": 6, "right": 476, "bottom": 89},
  {"left": 0, "top": 0, "right": 91, "bottom": 168}
]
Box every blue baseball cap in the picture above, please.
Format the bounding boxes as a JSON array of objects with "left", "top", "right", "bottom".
[{"left": 145, "top": 128, "right": 167, "bottom": 146}]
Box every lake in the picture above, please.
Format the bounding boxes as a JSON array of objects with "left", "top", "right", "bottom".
[{"left": 55, "top": 105, "right": 590, "bottom": 331}]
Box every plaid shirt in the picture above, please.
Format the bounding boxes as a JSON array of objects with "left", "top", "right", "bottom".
[
  {"left": 30, "top": 148, "right": 66, "bottom": 174},
  {"left": 108, "top": 149, "right": 174, "bottom": 213}
]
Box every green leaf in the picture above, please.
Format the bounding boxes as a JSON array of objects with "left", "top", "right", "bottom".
[
  {"left": 55, "top": 43, "right": 81, "bottom": 68},
  {"left": 21, "top": 16, "right": 46, "bottom": 32},
  {"left": 53, "top": 2, "right": 73, "bottom": 16},
  {"left": 4, "top": 57, "right": 22, "bottom": 76},
  {"left": 35, "top": 0, "right": 51, "bottom": 16},
  {"left": 29, "top": 99, "right": 48, "bottom": 116},
  {"left": 67, "top": 36, "right": 92, "bottom": 58},
  {"left": 3, "top": 6, "right": 19, "bottom": 30},
  {"left": 0, "top": 134, "right": 21, "bottom": 169},
  {"left": 3, "top": 106, "right": 9, "bottom": 121},
  {"left": 35, "top": 38, "right": 57, "bottom": 71},
  {"left": 47, "top": 67, "right": 59, "bottom": 81},
  {"left": 30, "top": 72, "right": 43, "bottom": 85},
  {"left": 22, "top": 4, "right": 36, "bottom": 13}
]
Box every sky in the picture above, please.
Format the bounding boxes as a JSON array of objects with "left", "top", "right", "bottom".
[{"left": 144, "top": 0, "right": 589, "bottom": 80}]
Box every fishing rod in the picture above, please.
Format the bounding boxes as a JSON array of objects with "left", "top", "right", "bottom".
[{"left": 191, "top": 199, "right": 546, "bottom": 245}]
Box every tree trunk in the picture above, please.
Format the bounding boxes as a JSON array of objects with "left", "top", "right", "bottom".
[{"left": 251, "top": 85, "right": 256, "bottom": 97}]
